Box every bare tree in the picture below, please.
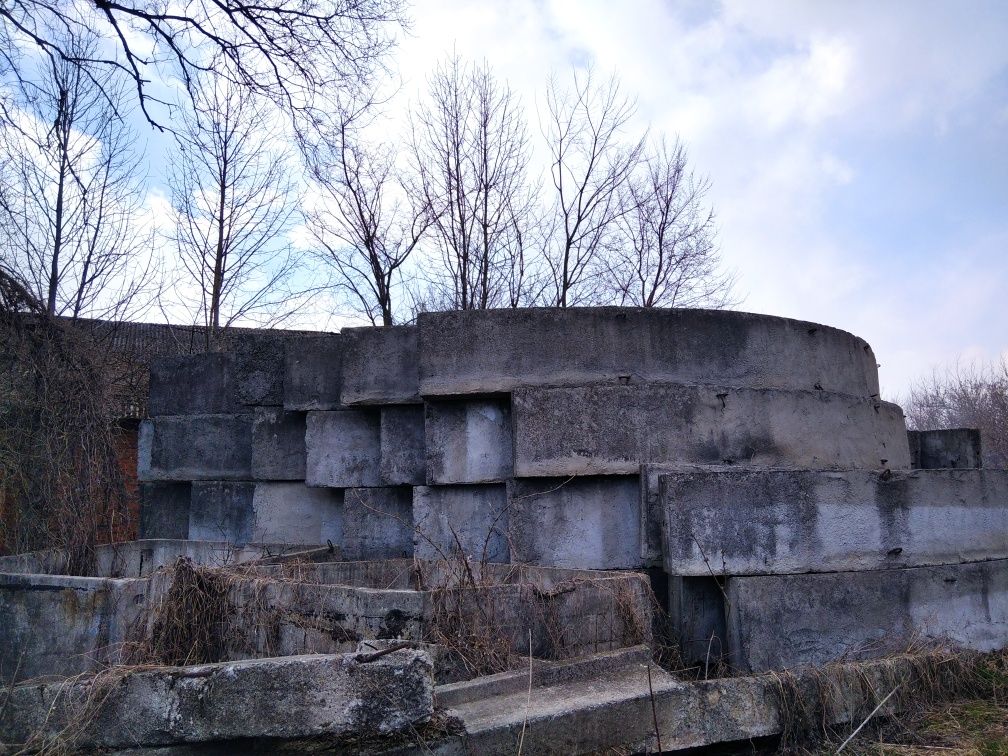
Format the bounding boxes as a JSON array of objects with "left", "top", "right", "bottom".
[
  {"left": 410, "top": 55, "right": 539, "bottom": 310},
  {"left": 168, "top": 75, "right": 305, "bottom": 337},
  {"left": 1, "top": 0, "right": 406, "bottom": 136},
  {"left": 542, "top": 67, "right": 646, "bottom": 307},
  {"left": 605, "top": 136, "right": 735, "bottom": 308},
  {"left": 0, "top": 29, "right": 153, "bottom": 321},
  {"left": 307, "top": 114, "right": 431, "bottom": 326}
]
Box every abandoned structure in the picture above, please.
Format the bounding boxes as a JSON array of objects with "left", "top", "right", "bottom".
[{"left": 2, "top": 307, "right": 1006, "bottom": 752}]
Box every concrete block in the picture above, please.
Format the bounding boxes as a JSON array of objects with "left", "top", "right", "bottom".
[
  {"left": 668, "top": 576, "right": 728, "bottom": 667},
  {"left": 909, "top": 428, "right": 983, "bottom": 469},
  {"left": 138, "top": 482, "right": 191, "bottom": 540},
  {"left": 380, "top": 405, "right": 426, "bottom": 485},
  {"left": 413, "top": 485, "right": 509, "bottom": 563},
  {"left": 727, "top": 558, "right": 1008, "bottom": 672},
  {"left": 148, "top": 353, "right": 238, "bottom": 416},
  {"left": 513, "top": 383, "right": 910, "bottom": 477},
  {"left": 231, "top": 333, "right": 286, "bottom": 405},
  {"left": 0, "top": 651, "right": 434, "bottom": 749},
  {"left": 250, "top": 482, "right": 343, "bottom": 545},
  {"left": 283, "top": 333, "right": 343, "bottom": 410},
  {"left": 189, "top": 481, "right": 255, "bottom": 543},
  {"left": 305, "top": 409, "right": 381, "bottom": 487},
  {"left": 418, "top": 307, "right": 880, "bottom": 398},
  {"left": 138, "top": 415, "right": 252, "bottom": 481},
  {"left": 426, "top": 399, "right": 513, "bottom": 484},
  {"left": 659, "top": 468, "right": 1008, "bottom": 576},
  {"left": 341, "top": 325, "right": 420, "bottom": 405},
  {"left": 252, "top": 407, "right": 306, "bottom": 480},
  {"left": 509, "top": 476, "right": 642, "bottom": 570},
  {"left": 343, "top": 487, "right": 414, "bottom": 559}
]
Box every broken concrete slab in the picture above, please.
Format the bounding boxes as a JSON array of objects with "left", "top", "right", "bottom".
[
  {"left": 509, "top": 476, "right": 642, "bottom": 570},
  {"left": 425, "top": 399, "right": 513, "bottom": 484},
  {"left": 512, "top": 383, "right": 910, "bottom": 478},
  {"left": 148, "top": 353, "right": 239, "bottom": 416},
  {"left": 343, "top": 487, "right": 414, "bottom": 560},
  {"left": 727, "top": 558, "right": 1008, "bottom": 672},
  {"left": 252, "top": 407, "right": 307, "bottom": 480},
  {"left": 283, "top": 333, "right": 343, "bottom": 410},
  {"left": 909, "top": 428, "right": 983, "bottom": 469},
  {"left": 138, "top": 481, "right": 191, "bottom": 540},
  {"left": 0, "top": 651, "right": 434, "bottom": 750},
  {"left": 417, "top": 307, "right": 881, "bottom": 399},
  {"left": 659, "top": 468, "right": 1008, "bottom": 576},
  {"left": 305, "top": 409, "right": 381, "bottom": 487},
  {"left": 138, "top": 415, "right": 253, "bottom": 482},
  {"left": 413, "top": 485, "right": 509, "bottom": 563},
  {"left": 341, "top": 325, "right": 420, "bottom": 405},
  {"left": 380, "top": 405, "right": 426, "bottom": 485}
]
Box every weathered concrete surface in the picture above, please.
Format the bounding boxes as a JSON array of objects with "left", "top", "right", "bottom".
[
  {"left": 728, "top": 558, "right": 1008, "bottom": 672},
  {"left": 426, "top": 400, "right": 513, "bottom": 484},
  {"left": 508, "top": 477, "right": 641, "bottom": 569},
  {"left": 343, "top": 487, "right": 414, "bottom": 560},
  {"left": 138, "top": 481, "right": 191, "bottom": 539},
  {"left": 418, "top": 307, "right": 880, "bottom": 398},
  {"left": 909, "top": 428, "right": 983, "bottom": 469},
  {"left": 232, "top": 333, "right": 286, "bottom": 406},
  {"left": 668, "top": 576, "right": 728, "bottom": 667},
  {"left": 341, "top": 325, "right": 420, "bottom": 405},
  {"left": 250, "top": 482, "right": 343, "bottom": 545},
  {"left": 283, "top": 334, "right": 343, "bottom": 410},
  {"left": 188, "top": 482, "right": 256, "bottom": 543},
  {"left": 413, "top": 485, "right": 509, "bottom": 563},
  {"left": 305, "top": 409, "right": 381, "bottom": 487},
  {"left": 513, "top": 383, "right": 909, "bottom": 478},
  {"left": 380, "top": 405, "right": 426, "bottom": 485},
  {"left": 252, "top": 407, "right": 307, "bottom": 480},
  {"left": 138, "top": 415, "right": 253, "bottom": 481},
  {"left": 659, "top": 468, "right": 1008, "bottom": 576},
  {"left": 148, "top": 353, "right": 239, "bottom": 416},
  {"left": 0, "top": 651, "right": 434, "bottom": 749}
]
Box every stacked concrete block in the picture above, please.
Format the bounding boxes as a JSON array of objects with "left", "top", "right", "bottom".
[{"left": 909, "top": 428, "right": 983, "bottom": 469}]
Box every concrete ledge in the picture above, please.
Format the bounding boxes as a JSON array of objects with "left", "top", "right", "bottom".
[
  {"left": 659, "top": 468, "right": 1008, "bottom": 576},
  {"left": 252, "top": 408, "right": 307, "bottom": 481},
  {"left": 305, "top": 409, "right": 381, "bottom": 487},
  {"left": 138, "top": 415, "right": 253, "bottom": 482},
  {"left": 341, "top": 325, "right": 420, "bottom": 405},
  {"left": 728, "top": 559, "right": 1008, "bottom": 672},
  {"left": 513, "top": 383, "right": 910, "bottom": 477},
  {"left": 418, "top": 307, "right": 880, "bottom": 398},
  {"left": 509, "top": 477, "right": 641, "bottom": 569},
  {"left": 426, "top": 399, "right": 513, "bottom": 484},
  {"left": 413, "top": 485, "right": 509, "bottom": 563},
  {"left": 909, "top": 428, "right": 983, "bottom": 469},
  {"left": 0, "top": 651, "right": 434, "bottom": 750},
  {"left": 283, "top": 334, "right": 343, "bottom": 410}
]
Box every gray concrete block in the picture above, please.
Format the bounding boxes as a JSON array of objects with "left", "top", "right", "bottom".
[
  {"left": 727, "top": 559, "right": 1008, "bottom": 672},
  {"left": 138, "top": 415, "right": 253, "bottom": 481},
  {"left": 513, "top": 383, "right": 910, "bottom": 477},
  {"left": 250, "top": 482, "right": 343, "bottom": 545},
  {"left": 305, "top": 409, "right": 381, "bottom": 487},
  {"left": 148, "top": 353, "right": 238, "bottom": 416},
  {"left": 189, "top": 481, "right": 255, "bottom": 543},
  {"left": 418, "top": 307, "right": 880, "bottom": 398},
  {"left": 425, "top": 399, "right": 513, "bottom": 484},
  {"left": 909, "top": 428, "right": 983, "bottom": 469},
  {"left": 138, "top": 482, "right": 191, "bottom": 540},
  {"left": 231, "top": 333, "right": 286, "bottom": 405},
  {"left": 343, "top": 487, "right": 414, "bottom": 559},
  {"left": 380, "top": 405, "right": 426, "bottom": 485},
  {"left": 509, "top": 477, "right": 642, "bottom": 569},
  {"left": 413, "top": 485, "right": 509, "bottom": 563},
  {"left": 668, "top": 576, "right": 728, "bottom": 667},
  {"left": 283, "top": 333, "right": 343, "bottom": 410},
  {"left": 659, "top": 468, "right": 1008, "bottom": 576},
  {"left": 341, "top": 325, "right": 420, "bottom": 405},
  {"left": 252, "top": 407, "right": 306, "bottom": 480}
]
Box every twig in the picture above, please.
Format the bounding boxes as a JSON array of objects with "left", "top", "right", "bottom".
[
  {"left": 354, "top": 642, "right": 415, "bottom": 663},
  {"left": 517, "top": 629, "right": 532, "bottom": 756},
  {"left": 648, "top": 663, "right": 663, "bottom": 754},
  {"left": 836, "top": 683, "right": 901, "bottom": 753}
]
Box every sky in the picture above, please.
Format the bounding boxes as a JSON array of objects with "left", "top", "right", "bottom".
[{"left": 372, "top": 0, "right": 1007, "bottom": 398}]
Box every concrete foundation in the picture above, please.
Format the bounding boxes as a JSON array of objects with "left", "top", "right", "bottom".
[
  {"left": 909, "top": 428, "right": 983, "bottom": 469},
  {"left": 426, "top": 399, "right": 513, "bottom": 484},
  {"left": 413, "top": 485, "right": 509, "bottom": 563}
]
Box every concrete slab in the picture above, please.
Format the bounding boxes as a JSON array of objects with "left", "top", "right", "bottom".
[
  {"left": 231, "top": 333, "right": 286, "bottom": 406},
  {"left": 138, "top": 481, "right": 191, "bottom": 540},
  {"left": 0, "top": 651, "right": 434, "bottom": 750},
  {"left": 188, "top": 481, "right": 255, "bottom": 543},
  {"left": 728, "top": 558, "right": 1008, "bottom": 672},
  {"left": 418, "top": 307, "right": 880, "bottom": 398},
  {"left": 343, "top": 487, "right": 414, "bottom": 560},
  {"left": 513, "top": 383, "right": 910, "bottom": 477},
  {"left": 425, "top": 399, "right": 513, "bottom": 484},
  {"left": 380, "top": 405, "right": 426, "bottom": 485},
  {"left": 138, "top": 415, "right": 253, "bottom": 481},
  {"left": 909, "top": 428, "right": 983, "bottom": 469},
  {"left": 148, "top": 353, "right": 238, "bottom": 416},
  {"left": 305, "top": 409, "right": 381, "bottom": 487},
  {"left": 252, "top": 407, "right": 306, "bottom": 480},
  {"left": 509, "top": 476, "right": 642, "bottom": 569},
  {"left": 413, "top": 485, "right": 509, "bottom": 563},
  {"left": 341, "top": 325, "right": 420, "bottom": 405},
  {"left": 283, "top": 333, "right": 343, "bottom": 410},
  {"left": 250, "top": 482, "right": 343, "bottom": 545},
  {"left": 659, "top": 468, "right": 1008, "bottom": 576}
]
